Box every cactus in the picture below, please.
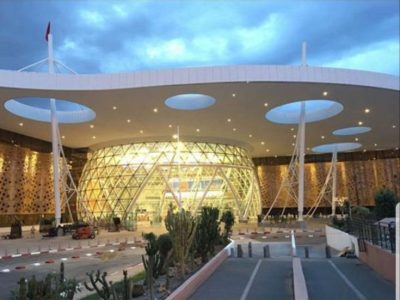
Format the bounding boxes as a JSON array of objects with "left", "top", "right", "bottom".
[
  {"left": 142, "top": 232, "right": 162, "bottom": 300},
  {"left": 11, "top": 263, "right": 77, "bottom": 300},
  {"left": 196, "top": 207, "right": 221, "bottom": 262},
  {"left": 60, "top": 261, "right": 65, "bottom": 283},
  {"left": 165, "top": 205, "right": 197, "bottom": 279},
  {"left": 84, "top": 270, "right": 112, "bottom": 300},
  {"left": 17, "top": 278, "right": 27, "bottom": 300}
]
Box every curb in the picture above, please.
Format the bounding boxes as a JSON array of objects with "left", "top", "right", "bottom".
[{"left": 0, "top": 240, "right": 136, "bottom": 261}]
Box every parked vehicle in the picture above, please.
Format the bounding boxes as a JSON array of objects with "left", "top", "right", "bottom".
[{"left": 72, "top": 226, "right": 96, "bottom": 239}]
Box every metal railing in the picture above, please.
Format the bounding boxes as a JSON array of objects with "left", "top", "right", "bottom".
[{"left": 348, "top": 217, "right": 395, "bottom": 253}]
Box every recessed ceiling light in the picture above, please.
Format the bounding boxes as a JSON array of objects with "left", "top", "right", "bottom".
[
  {"left": 364, "top": 108, "right": 370, "bottom": 113},
  {"left": 306, "top": 147, "right": 310, "bottom": 151},
  {"left": 92, "top": 136, "right": 96, "bottom": 139},
  {"left": 374, "top": 143, "right": 378, "bottom": 147},
  {"left": 293, "top": 135, "right": 296, "bottom": 138},
  {"left": 168, "top": 124, "right": 172, "bottom": 128},
  {"left": 62, "top": 136, "right": 65, "bottom": 139},
  {"left": 140, "top": 130, "right": 144, "bottom": 134},
  {"left": 266, "top": 149, "right": 270, "bottom": 152},
  {"left": 323, "top": 91, "right": 328, "bottom": 96},
  {"left": 90, "top": 124, "right": 94, "bottom": 128},
  {"left": 264, "top": 102, "right": 269, "bottom": 107},
  {"left": 358, "top": 121, "right": 363, "bottom": 126},
  {"left": 196, "top": 128, "right": 200, "bottom": 132},
  {"left": 18, "top": 122, "right": 23, "bottom": 126},
  {"left": 227, "top": 118, "right": 231, "bottom": 122},
  {"left": 248, "top": 134, "right": 253, "bottom": 138},
  {"left": 232, "top": 93, "right": 236, "bottom": 97},
  {"left": 393, "top": 125, "right": 396, "bottom": 128},
  {"left": 321, "top": 135, "right": 325, "bottom": 139},
  {"left": 292, "top": 143, "right": 295, "bottom": 146},
  {"left": 127, "top": 119, "right": 131, "bottom": 123},
  {"left": 261, "top": 141, "right": 265, "bottom": 145},
  {"left": 363, "top": 149, "right": 367, "bottom": 152},
  {"left": 274, "top": 155, "right": 277, "bottom": 158},
  {"left": 355, "top": 137, "right": 359, "bottom": 141},
  {"left": 113, "top": 106, "right": 117, "bottom": 110},
  {"left": 233, "top": 128, "right": 237, "bottom": 131},
  {"left": 153, "top": 108, "right": 158, "bottom": 113},
  {"left": 172, "top": 134, "right": 178, "bottom": 139},
  {"left": 396, "top": 147, "right": 399, "bottom": 150},
  {"left": 290, "top": 128, "right": 294, "bottom": 131}
]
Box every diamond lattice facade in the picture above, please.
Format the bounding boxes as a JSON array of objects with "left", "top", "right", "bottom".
[{"left": 77, "top": 142, "right": 261, "bottom": 224}]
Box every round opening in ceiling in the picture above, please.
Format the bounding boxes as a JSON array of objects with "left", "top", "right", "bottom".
[
  {"left": 165, "top": 93, "right": 216, "bottom": 110},
  {"left": 265, "top": 99, "right": 343, "bottom": 124},
  {"left": 312, "top": 142, "right": 362, "bottom": 153},
  {"left": 333, "top": 126, "right": 371, "bottom": 136},
  {"left": 4, "top": 97, "right": 96, "bottom": 123}
]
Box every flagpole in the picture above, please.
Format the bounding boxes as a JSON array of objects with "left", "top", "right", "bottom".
[{"left": 47, "top": 25, "right": 62, "bottom": 227}]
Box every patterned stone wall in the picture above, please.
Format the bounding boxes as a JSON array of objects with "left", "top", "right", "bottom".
[
  {"left": 256, "top": 158, "right": 400, "bottom": 208},
  {"left": 0, "top": 142, "right": 57, "bottom": 214}
]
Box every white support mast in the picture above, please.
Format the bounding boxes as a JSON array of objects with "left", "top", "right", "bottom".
[
  {"left": 47, "top": 31, "right": 62, "bottom": 227},
  {"left": 298, "top": 101, "right": 306, "bottom": 221},
  {"left": 331, "top": 149, "right": 338, "bottom": 216}
]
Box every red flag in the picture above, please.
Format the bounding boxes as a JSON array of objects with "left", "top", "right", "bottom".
[{"left": 45, "top": 22, "right": 51, "bottom": 42}]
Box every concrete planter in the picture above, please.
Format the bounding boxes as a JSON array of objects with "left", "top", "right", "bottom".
[{"left": 166, "top": 240, "right": 235, "bottom": 300}]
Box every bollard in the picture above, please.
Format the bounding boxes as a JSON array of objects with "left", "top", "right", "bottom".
[
  {"left": 237, "top": 244, "right": 243, "bottom": 258},
  {"left": 230, "top": 247, "right": 234, "bottom": 257},
  {"left": 305, "top": 246, "right": 309, "bottom": 258},
  {"left": 248, "top": 242, "right": 252, "bottom": 257},
  {"left": 325, "top": 245, "right": 331, "bottom": 258},
  {"left": 263, "top": 245, "right": 270, "bottom": 258}
]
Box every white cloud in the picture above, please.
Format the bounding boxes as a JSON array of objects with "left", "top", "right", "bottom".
[{"left": 322, "top": 39, "right": 400, "bottom": 75}]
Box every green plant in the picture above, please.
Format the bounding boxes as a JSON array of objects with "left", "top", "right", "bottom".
[
  {"left": 157, "top": 233, "right": 173, "bottom": 275},
  {"left": 196, "top": 207, "right": 221, "bottom": 262},
  {"left": 374, "top": 188, "right": 399, "bottom": 220},
  {"left": 220, "top": 210, "right": 235, "bottom": 242},
  {"left": 12, "top": 263, "right": 77, "bottom": 300},
  {"left": 165, "top": 205, "right": 197, "bottom": 279},
  {"left": 142, "top": 232, "right": 161, "bottom": 300},
  {"left": 351, "top": 206, "right": 370, "bottom": 218},
  {"left": 84, "top": 270, "right": 112, "bottom": 300}
]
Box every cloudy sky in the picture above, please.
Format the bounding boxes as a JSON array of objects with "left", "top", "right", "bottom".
[{"left": 0, "top": 0, "right": 399, "bottom": 75}]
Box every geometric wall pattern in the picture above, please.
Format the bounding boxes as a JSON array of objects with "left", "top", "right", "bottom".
[
  {"left": 0, "top": 142, "right": 65, "bottom": 215},
  {"left": 78, "top": 142, "right": 261, "bottom": 223},
  {"left": 257, "top": 157, "right": 400, "bottom": 209}
]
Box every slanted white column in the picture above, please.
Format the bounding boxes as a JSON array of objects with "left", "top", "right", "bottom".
[
  {"left": 331, "top": 149, "right": 338, "bottom": 216},
  {"left": 48, "top": 33, "right": 61, "bottom": 226},
  {"left": 298, "top": 101, "right": 306, "bottom": 221}
]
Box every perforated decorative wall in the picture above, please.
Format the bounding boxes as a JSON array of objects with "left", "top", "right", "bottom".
[
  {"left": 78, "top": 142, "right": 262, "bottom": 223},
  {"left": 257, "top": 158, "right": 400, "bottom": 208},
  {"left": 0, "top": 142, "right": 65, "bottom": 214}
]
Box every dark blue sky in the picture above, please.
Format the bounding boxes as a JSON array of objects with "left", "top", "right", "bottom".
[{"left": 0, "top": 0, "right": 399, "bottom": 75}]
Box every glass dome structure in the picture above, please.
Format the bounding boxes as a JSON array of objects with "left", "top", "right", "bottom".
[{"left": 78, "top": 142, "right": 261, "bottom": 224}]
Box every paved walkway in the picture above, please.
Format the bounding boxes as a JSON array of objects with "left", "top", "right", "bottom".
[
  {"left": 190, "top": 257, "right": 293, "bottom": 300},
  {"left": 303, "top": 257, "right": 395, "bottom": 300}
]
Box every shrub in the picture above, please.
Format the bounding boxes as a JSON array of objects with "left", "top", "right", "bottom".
[
  {"left": 220, "top": 210, "right": 235, "bottom": 242},
  {"left": 351, "top": 206, "right": 370, "bottom": 218},
  {"left": 374, "top": 188, "right": 399, "bottom": 220}
]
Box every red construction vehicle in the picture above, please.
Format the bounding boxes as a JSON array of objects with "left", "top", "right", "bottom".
[{"left": 72, "top": 226, "right": 96, "bottom": 239}]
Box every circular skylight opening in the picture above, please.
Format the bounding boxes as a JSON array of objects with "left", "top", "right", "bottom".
[
  {"left": 265, "top": 99, "right": 343, "bottom": 124},
  {"left": 4, "top": 97, "right": 96, "bottom": 123},
  {"left": 312, "top": 142, "right": 362, "bottom": 153},
  {"left": 333, "top": 127, "right": 371, "bottom": 136},
  {"left": 165, "top": 93, "right": 216, "bottom": 110}
]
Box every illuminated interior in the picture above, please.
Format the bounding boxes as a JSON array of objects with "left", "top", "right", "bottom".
[{"left": 78, "top": 142, "right": 261, "bottom": 224}]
